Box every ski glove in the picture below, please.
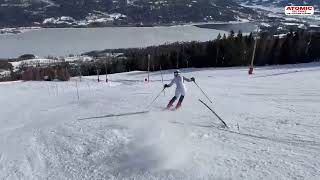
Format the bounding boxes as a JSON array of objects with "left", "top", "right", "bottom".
[
  {"left": 164, "top": 84, "right": 169, "bottom": 88},
  {"left": 191, "top": 77, "right": 195, "bottom": 82}
]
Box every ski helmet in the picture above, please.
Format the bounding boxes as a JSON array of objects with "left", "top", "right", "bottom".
[{"left": 174, "top": 70, "right": 181, "bottom": 76}]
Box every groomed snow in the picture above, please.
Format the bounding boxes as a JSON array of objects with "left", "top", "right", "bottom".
[{"left": 0, "top": 63, "right": 320, "bottom": 179}]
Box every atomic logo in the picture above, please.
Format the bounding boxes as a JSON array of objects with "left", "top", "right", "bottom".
[{"left": 285, "top": 6, "right": 314, "bottom": 15}]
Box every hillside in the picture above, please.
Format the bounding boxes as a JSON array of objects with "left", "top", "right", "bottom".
[
  {"left": 0, "top": 0, "right": 260, "bottom": 27},
  {"left": 0, "top": 63, "right": 320, "bottom": 179}
]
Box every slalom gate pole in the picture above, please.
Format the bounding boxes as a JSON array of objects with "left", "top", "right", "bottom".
[
  {"left": 199, "top": 99, "right": 228, "bottom": 128},
  {"left": 193, "top": 81, "right": 213, "bottom": 103},
  {"left": 160, "top": 65, "right": 165, "bottom": 96},
  {"left": 146, "top": 88, "right": 165, "bottom": 109},
  {"left": 147, "top": 54, "right": 151, "bottom": 82}
]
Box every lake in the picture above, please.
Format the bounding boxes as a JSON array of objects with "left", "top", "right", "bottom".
[{"left": 0, "top": 23, "right": 253, "bottom": 58}]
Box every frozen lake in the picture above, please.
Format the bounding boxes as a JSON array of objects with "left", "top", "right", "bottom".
[{"left": 0, "top": 26, "right": 226, "bottom": 58}]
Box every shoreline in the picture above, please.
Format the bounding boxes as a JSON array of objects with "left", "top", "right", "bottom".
[{"left": 0, "top": 21, "right": 251, "bottom": 35}]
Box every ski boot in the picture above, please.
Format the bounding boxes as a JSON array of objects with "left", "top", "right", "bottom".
[
  {"left": 166, "top": 96, "right": 177, "bottom": 109},
  {"left": 175, "top": 96, "right": 184, "bottom": 110}
]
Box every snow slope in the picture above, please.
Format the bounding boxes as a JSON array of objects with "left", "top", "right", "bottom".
[{"left": 0, "top": 63, "right": 320, "bottom": 179}]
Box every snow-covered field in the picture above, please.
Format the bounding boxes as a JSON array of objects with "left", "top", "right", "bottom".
[
  {"left": 1, "top": 63, "right": 320, "bottom": 179},
  {"left": 9, "top": 55, "right": 94, "bottom": 71}
]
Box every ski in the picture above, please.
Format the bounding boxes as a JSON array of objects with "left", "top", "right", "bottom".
[
  {"left": 198, "top": 99, "right": 228, "bottom": 128},
  {"left": 78, "top": 110, "right": 149, "bottom": 121},
  {"left": 162, "top": 106, "right": 179, "bottom": 111}
]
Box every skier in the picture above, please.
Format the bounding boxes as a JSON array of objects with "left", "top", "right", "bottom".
[{"left": 164, "top": 70, "right": 195, "bottom": 110}]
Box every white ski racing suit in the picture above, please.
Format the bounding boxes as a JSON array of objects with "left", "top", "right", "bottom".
[
  {"left": 165, "top": 73, "right": 194, "bottom": 109},
  {"left": 167, "top": 75, "right": 192, "bottom": 97}
]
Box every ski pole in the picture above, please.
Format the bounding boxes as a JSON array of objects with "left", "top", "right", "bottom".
[
  {"left": 193, "top": 81, "right": 213, "bottom": 103},
  {"left": 147, "top": 88, "right": 165, "bottom": 109}
]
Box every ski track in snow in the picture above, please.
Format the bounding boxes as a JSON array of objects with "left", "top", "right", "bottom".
[{"left": 0, "top": 63, "right": 320, "bottom": 179}]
